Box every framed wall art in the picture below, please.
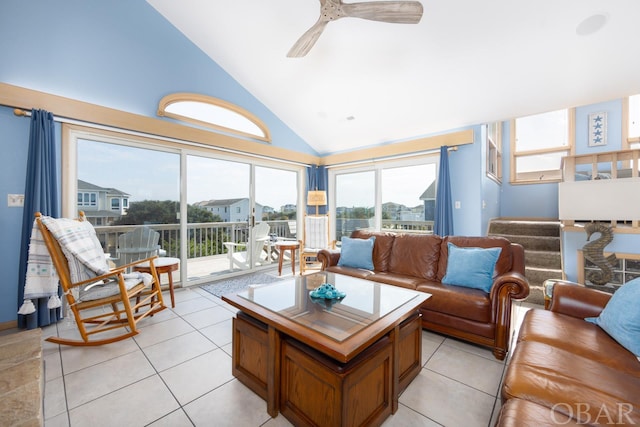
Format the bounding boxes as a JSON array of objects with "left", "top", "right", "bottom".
[{"left": 588, "top": 111, "right": 607, "bottom": 147}]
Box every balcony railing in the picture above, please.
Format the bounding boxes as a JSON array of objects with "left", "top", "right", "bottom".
[
  {"left": 94, "top": 220, "right": 293, "bottom": 259},
  {"left": 94, "top": 219, "right": 433, "bottom": 260},
  {"left": 335, "top": 218, "right": 434, "bottom": 240}
]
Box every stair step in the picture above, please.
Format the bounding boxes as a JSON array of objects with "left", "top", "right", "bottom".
[
  {"left": 488, "top": 218, "right": 562, "bottom": 306},
  {"left": 488, "top": 219, "right": 561, "bottom": 237},
  {"left": 525, "top": 250, "right": 562, "bottom": 269},
  {"left": 525, "top": 266, "right": 563, "bottom": 288},
  {"left": 491, "top": 233, "right": 560, "bottom": 252}
]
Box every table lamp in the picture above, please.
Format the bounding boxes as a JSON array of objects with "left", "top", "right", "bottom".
[{"left": 307, "top": 190, "right": 327, "bottom": 215}]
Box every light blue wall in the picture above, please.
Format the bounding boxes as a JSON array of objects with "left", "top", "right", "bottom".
[
  {"left": 449, "top": 125, "right": 484, "bottom": 236},
  {"left": 0, "top": 107, "right": 31, "bottom": 318}
]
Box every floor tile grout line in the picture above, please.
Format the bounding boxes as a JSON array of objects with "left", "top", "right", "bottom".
[
  {"left": 421, "top": 365, "right": 502, "bottom": 399},
  {"left": 439, "top": 342, "right": 508, "bottom": 365},
  {"left": 395, "top": 402, "right": 446, "bottom": 426}
]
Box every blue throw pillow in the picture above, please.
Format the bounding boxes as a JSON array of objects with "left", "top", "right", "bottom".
[
  {"left": 442, "top": 242, "right": 502, "bottom": 292},
  {"left": 337, "top": 236, "right": 375, "bottom": 270},
  {"left": 585, "top": 278, "right": 640, "bottom": 359}
]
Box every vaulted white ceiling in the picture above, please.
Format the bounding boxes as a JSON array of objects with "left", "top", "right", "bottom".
[{"left": 147, "top": 0, "right": 640, "bottom": 155}]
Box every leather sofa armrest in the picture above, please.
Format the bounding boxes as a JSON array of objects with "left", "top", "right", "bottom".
[
  {"left": 489, "top": 271, "right": 530, "bottom": 360},
  {"left": 549, "top": 282, "right": 611, "bottom": 319},
  {"left": 490, "top": 272, "right": 530, "bottom": 302},
  {"left": 317, "top": 249, "right": 341, "bottom": 270}
]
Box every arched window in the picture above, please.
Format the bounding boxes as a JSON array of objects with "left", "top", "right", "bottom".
[{"left": 157, "top": 93, "right": 271, "bottom": 142}]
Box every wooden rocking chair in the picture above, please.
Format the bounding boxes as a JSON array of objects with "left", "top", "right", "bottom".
[{"left": 35, "top": 212, "right": 166, "bottom": 346}]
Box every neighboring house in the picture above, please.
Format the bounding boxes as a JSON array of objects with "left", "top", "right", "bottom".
[
  {"left": 419, "top": 181, "right": 436, "bottom": 222},
  {"left": 77, "top": 179, "right": 130, "bottom": 226},
  {"left": 197, "top": 198, "right": 264, "bottom": 223},
  {"left": 381, "top": 202, "right": 424, "bottom": 222},
  {"left": 262, "top": 206, "right": 275, "bottom": 215},
  {"left": 281, "top": 204, "right": 296, "bottom": 214}
]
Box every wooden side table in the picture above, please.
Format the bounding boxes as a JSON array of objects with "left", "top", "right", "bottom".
[
  {"left": 134, "top": 257, "right": 179, "bottom": 308},
  {"left": 275, "top": 242, "right": 300, "bottom": 276}
]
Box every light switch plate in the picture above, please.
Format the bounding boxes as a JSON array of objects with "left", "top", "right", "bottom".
[{"left": 8, "top": 194, "right": 24, "bottom": 207}]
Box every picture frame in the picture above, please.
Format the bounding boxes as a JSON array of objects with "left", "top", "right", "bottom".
[{"left": 588, "top": 112, "right": 607, "bottom": 146}]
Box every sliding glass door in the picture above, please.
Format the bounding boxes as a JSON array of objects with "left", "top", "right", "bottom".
[
  {"left": 186, "top": 155, "right": 251, "bottom": 281},
  {"left": 67, "top": 126, "right": 303, "bottom": 289},
  {"left": 255, "top": 166, "right": 299, "bottom": 270}
]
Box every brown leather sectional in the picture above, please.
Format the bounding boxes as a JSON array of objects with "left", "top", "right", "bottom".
[
  {"left": 317, "top": 230, "right": 530, "bottom": 360},
  {"left": 497, "top": 282, "right": 640, "bottom": 425}
]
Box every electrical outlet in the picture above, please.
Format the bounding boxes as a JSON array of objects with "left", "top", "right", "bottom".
[
  {"left": 455, "top": 201, "right": 461, "bottom": 209},
  {"left": 8, "top": 194, "right": 24, "bottom": 207}
]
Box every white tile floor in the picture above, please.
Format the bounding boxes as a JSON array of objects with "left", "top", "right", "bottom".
[{"left": 39, "top": 272, "right": 539, "bottom": 427}]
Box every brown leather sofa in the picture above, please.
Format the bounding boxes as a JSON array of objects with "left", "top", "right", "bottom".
[
  {"left": 497, "top": 282, "right": 640, "bottom": 425},
  {"left": 317, "top": 230, "right": 530, "bottom": 360}
]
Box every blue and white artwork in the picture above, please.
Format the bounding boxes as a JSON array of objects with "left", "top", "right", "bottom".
[{"left": 588, "top": 112, "right": 607, "bottom": 146}]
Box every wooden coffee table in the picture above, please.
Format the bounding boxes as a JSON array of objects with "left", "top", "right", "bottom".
[{"left": 222, "top": 272, "right": 430, "bottom": 427}]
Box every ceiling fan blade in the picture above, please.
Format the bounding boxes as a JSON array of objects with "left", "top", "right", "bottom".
[
  {"left": 287, "top": 20, "right": 329, "bottom": 58},
  {"left": 342, "top": 1, "right": 423, "bottom": 24}
]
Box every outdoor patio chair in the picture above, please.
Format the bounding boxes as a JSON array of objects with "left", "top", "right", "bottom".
[
  {"left": 33, "top": 212, "right": 166, "bottom": 346},
  {"left": 115, "top": 226, "right": 161, "bottom": 270},
  {"left": 224, "top": 222, "right": 270, "bottom": 270}
]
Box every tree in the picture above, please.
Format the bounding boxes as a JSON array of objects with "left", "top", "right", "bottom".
[
  {"left": 188, "top": 204, "right": 220, "bottom": 223},
  {"left": 114, "top": 200, "right": 219, "bottom": 225}
]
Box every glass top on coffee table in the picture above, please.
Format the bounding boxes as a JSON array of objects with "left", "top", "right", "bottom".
[{"left": 236, "top": 271, "right": 421, "bottom": 342}]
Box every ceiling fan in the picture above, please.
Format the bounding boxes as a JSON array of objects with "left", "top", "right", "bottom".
[{"left": 287, "top": 0, "right": 424, "bottom": 57}]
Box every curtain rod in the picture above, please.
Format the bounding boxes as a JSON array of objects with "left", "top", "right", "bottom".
[
  {"left": 325, "top": 145, "right": 458, "bottom": 169},
  {"left": 13, "top": 108, "right": 308, "bottom": 167},
  {"left": 14, "top": 108, "right": 76, "bottom": 124}
]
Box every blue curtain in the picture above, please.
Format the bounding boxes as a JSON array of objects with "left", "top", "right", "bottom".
[
  {"left": 17, "top": 109, "right": 62, "bottom": 329},
  {"left": 306, "top": 165, "right": 328, "bottom": 214},
  {"left": 434, "top": 145, "right": 454, "bottom": 236}
]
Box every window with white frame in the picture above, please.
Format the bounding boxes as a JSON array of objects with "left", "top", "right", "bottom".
[
  {"left": 110, "top": 198, "right": 120, "bottom": 210},
  {"left": 331, "top": 157, "right": 438, "bottom": 240},
  {"left": 486, "top": 122, "right": 502, "bottom": 183},
  {"left": 77, "top": 192, "right": 97, "bottom": 207},
  {"left": 510, "top": 109, "right": 574, "bottom": 183}
]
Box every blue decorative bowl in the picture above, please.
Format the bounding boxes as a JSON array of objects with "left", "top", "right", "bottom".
[{"left": 309, "top": 283, "right": 346, "bottom": 300}]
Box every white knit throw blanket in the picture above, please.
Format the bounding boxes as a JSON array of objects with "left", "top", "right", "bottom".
[{"left": 18, "top": 220, "right": 61, "bottom": 314}]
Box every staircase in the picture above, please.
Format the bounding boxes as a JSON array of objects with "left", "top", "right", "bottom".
[{"left": 488, "top": 219, "right": 563, "bottom": 305}]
